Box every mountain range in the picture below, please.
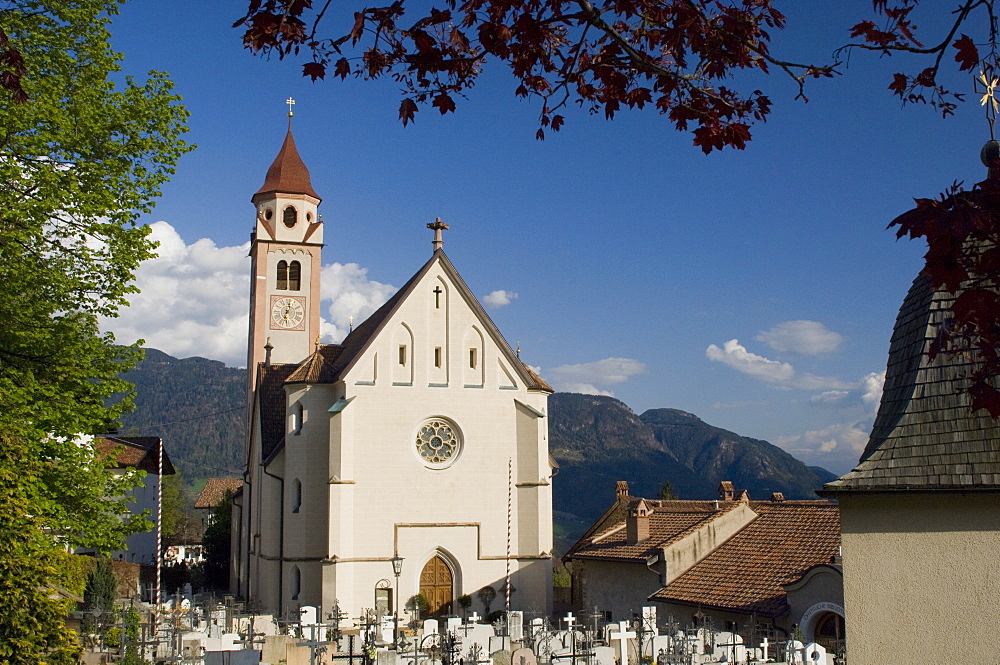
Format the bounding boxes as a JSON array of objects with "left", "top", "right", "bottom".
[{"left": 117, "top": 349, "right": 837, "bottom": 551}]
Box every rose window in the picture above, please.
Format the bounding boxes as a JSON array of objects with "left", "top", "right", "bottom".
[{"left": 416, "top": 419, "right": 461, "bottom": 466}]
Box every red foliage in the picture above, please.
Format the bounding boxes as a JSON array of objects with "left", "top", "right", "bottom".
[
  {"left": 891, "top": 174, "right": 1000, "bottom": 418},
  {"left": 0, "top": 27, "right": 27, "bottom": 103}
]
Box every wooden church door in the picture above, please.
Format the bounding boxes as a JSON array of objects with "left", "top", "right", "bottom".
[{"left": 419, "top": 555, "right": 453, "bottom": 617}]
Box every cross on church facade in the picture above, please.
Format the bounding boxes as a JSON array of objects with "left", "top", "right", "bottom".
[{"left": 433, "top": 285, "right": 443, "bottom": 308}]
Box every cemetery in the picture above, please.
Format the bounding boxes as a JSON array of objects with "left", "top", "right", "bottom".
[{"left": 77, "top": 591, "right": 843, "bottom": 665}]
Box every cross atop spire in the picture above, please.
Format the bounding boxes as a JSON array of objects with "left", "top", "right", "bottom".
[
  {"left": 428, "top": 217, "right": 449, "bottom": 252},
  {"left": 286, "top": 97, "right": 296, "bottom": 117}
]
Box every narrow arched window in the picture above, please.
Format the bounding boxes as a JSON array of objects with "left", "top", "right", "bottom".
[
  {"left": 291, "top": 565, "right": 301, "bottom": 600},
  {"left": 289, "top": 261, "right": 301, "bottom": 291},
  {"left": 283, "top": 206, "right": 297, "bottom": 228},
  {"left": 277, "top": 261, "right": 288, "bottom": 290},
  {"left": 292, "top": 478, "right": 302, "bottom": 513}
]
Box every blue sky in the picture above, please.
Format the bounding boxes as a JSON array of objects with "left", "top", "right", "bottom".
[{"left": 103, "top": 1, "right": 992, "bottom": 475}]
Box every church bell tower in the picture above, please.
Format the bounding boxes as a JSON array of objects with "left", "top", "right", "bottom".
[{"left": 247, "top": 103, "right": 323, "bottom": 385}]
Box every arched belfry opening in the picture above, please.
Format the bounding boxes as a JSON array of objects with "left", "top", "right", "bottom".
[{"left": 419, "top": 554, "right": 454, "bottom": 617}]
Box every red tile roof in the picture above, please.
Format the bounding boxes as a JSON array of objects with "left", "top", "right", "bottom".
[
  {"left": 253, "top": 126, "right": 320, "bottom": 201},
  {"left": 567, "top": 493, "right": 840, "bottom": 618},
  {"left": 95, "top": 436, "right": 176, "bottom": 475},
  {"left": 650, "top": 501, "right": 840, "bottom": 616},
  {"left": 195, "top": 477, "right": 244, "bottom": 509}
]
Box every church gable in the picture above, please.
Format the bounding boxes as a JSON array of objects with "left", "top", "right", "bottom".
[{"left": 339, "top": 251, "right": 546, "bottom": 393}]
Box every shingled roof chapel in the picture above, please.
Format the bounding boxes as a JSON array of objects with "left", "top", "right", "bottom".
[{"left": 819, "top": 139, "right": 1000, "bottom": 664}]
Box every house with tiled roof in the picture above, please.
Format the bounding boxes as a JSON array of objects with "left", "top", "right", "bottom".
[
  {"left": 94, "top": 436, "right": 175, "bottom": 565},
  {"left": 195, "top": 478, "right": 243, "bottom": 510},
  {"left": 565, "top": 481, "right": 842, "bottom": 647},
  {"left": 819, "top": 142, "right": 1000, "bottom": 664},
  {"left": 235, "top": 115, "right": 554, "bottom": 619}
]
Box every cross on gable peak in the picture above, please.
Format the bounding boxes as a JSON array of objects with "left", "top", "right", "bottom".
[{"left": 428, "top": 217, "right": 449, "bottom": 252}]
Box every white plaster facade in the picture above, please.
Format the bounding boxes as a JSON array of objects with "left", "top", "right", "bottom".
[{"left": 236, "top": 126, "right": 554, "bottom": 620}]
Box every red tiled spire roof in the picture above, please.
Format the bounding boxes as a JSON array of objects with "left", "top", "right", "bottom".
[{"left": 253, "top": 124, "right": 320, "bottom": 201}]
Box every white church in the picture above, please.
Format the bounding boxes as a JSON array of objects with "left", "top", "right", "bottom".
[{"left": 233, "top": 117, "right": 555, "bottom": 621}]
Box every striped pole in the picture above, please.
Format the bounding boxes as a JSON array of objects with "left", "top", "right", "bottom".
[
  {"left": 155, "top": 439, "right": 163, "bottom": 627},
  {"left": 506, "top": 457, "right": 512, "bottom": 613}
]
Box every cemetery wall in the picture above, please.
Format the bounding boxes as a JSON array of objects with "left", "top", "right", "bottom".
[{"left": 839, "top": 491, "right": 1000, "bottom": 664}]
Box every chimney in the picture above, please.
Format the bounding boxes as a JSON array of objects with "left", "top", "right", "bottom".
[
  {"left": 718, "top": 481, "right": 734, "bottom": 501},
  {"left": 770, "top": 492, "right": 785, "bottom": 502},
  {"left": 626, "top": 499, "right": 652, "bottom": 544},
  {"left": 616, "top": 481, "right": 630, "bottom": 501}
]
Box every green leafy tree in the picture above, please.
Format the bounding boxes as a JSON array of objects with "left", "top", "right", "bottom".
[
  {"left": 0, "top": 1, "right": 190, "bottom": 661},
  {"left": 658, "top": 481, "right": 678, "bottom": 500},
  {"left": 203, "top": 496, "right": 233, "bottom": 590}
]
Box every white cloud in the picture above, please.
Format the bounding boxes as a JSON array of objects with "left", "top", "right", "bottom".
[
  {"left": 755, "top": 320, "right": 845, "bottom": 355},
  {"left": 547, "top": 357, "right": 646, "bottom": 396},
  {"left": 483, "top": 290, "right": 518, "bottom": 308},
  {"left": 320, "top": 263, "right": 396, "bottom": 342},
  {"left": 100, "top": 221, "right": 251, "bottom": 366},
  {"left": 705, "top": 339, "right": 852, "bottom": 391},
  {"left": 775, "top": 421, "right": 871, "bottom": 472},
  {"left": 102, "top": 222, "right": 397, "bottom": 367},
  {"left": 861, "top": 371, "right": 885, "bottom": 409}
]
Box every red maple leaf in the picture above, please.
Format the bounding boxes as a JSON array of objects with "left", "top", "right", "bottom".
[
  {"left": 303, "top": 61, "right": 326, "bottom": 81},
  {"left": 399, "top": 98, "right": 418, "bottom": 125},
  {"left": 953, "top": 34, "right": 979, "bottom": 72}
]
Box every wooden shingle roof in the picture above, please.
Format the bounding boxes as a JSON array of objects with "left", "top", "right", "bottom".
[
  {"left": 823, "top": 272, "right": 1000, "bottom": 493},
  {"left": 256, "top": 362, "right": 299, "bottom": 462}
]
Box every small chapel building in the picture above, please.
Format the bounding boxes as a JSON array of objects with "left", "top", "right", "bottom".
[{"left": 233, "top": 118, "right": 555, "bottom": 620}]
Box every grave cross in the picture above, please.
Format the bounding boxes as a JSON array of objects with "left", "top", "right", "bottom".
[
  {"left": 609, "top": 621, "right": 636, "bottom": 665},
  {"left": 563, "top": 613, "right": 576, "bottom": 630},
  {"left": 759, "top": 637, "right": 769, "bottom": 661},
  {"left": 468, "top": 611, "right": 481, "bottom": 624}
]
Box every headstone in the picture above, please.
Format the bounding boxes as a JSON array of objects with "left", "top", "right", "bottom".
[
  {"left": 608, "top": 621, "right": 635, "bottom": 665},
  {"left": 511, "top": 647, "right": 537, "bottom": 665},
  {"left": 380, "top": 616, "right": 395, "bottom": 644},
  {"left": 508, "top": 611, "right": 524, "bottom": 642},
  {"left": 803, "top": 642, "right": 827, "bottom": 664},
  {"left": 378, "top": 648, "right": 398, "bottom": 665},
  {"left": 261, "top": 635, "right": 296, "bottom": 665},
  {"left": 785, "top": 640, "right": 805, "bottom": 665},
  {"left": 205, "top": 651, "right": 262, "bottom": 665},
  {"left": 424, "top": 618, "right": 440, "bottom": 636},
  {"left": 491, "top": 648, "right": 512, "bottom": 665},
  {"left": 447, "top": 617, "right": 462, "bottom": 634},
  {"left": 490, "top": 637, "right": 511, "bottom": 654},
  {"left": 300, "top": 606, "right": 318, "bottom": 626},
  {"left": 592, "top": 645, "right": 615, "bottom": 665},
  {"left": 641, "top": 607, "right": 656, "bottom": 632},
  {"left": 649, "top": 635, "right": 670, "bottom": 660}
]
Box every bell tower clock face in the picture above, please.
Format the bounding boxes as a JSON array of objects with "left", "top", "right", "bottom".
[{"left": 270, "top": 296, "right": 306, "bottom": 330}]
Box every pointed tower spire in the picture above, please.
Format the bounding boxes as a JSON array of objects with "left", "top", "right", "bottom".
[{"left": 253, "top": 103, "right": 320, "bottom": 203}]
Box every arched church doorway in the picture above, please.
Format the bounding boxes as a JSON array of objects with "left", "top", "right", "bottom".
[
  {"left": 813, "top": 611, "right": 845, "bottom": 651},
  {"left": 419, "top": 555, "right": 453, "bottom": 617}
]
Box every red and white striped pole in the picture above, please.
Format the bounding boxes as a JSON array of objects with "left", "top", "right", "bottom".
[
  {"left": 506, "top": 457, "right": 512, "bottom": 613},
  {"left": 155, "top": 438, "right": 163, "bottom": 626}
]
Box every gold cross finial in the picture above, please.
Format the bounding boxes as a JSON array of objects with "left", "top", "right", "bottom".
[
  {"left": 977, "top": 70, "right": 999, "bottom": 139},
  {"left": 315, "top": 334, "right": 320, "bottom": 350},
  {"left": 286, "top": 97, "right": 296, "bottom": 117}
]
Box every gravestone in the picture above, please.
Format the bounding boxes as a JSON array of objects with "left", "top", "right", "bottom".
[
  {"left": 424, "top": 619, "right": 440, "bottom": 636},
  {"left": 592, "top": 645, "right": 615, "bottom": 665},
  {"left": 447, "top": 617, "right": 462, "bottom": 634},
  {"left": 378, "top": 648, "right": 398, "bottom": 665},
  {"left": 491, "top": 648, "right": 512, "bottom": 665},
  {"left": 300, "top": 606, "right": 319, "bottom": 626},
  {"left": 713, "top": 632, "right": 745, "bottom": 663},
  {"left": 803, "top": 642, "right": 827, "bottom": 664},
  {"left": 608, "top": 621, "right": 635, "bottom": 665},
  {"left": 511, "top": 647, "right": 537, "bottom": 665},
  {"left": 490, "top": 636, "right": 511, "bottom": 654},
  {"left": 784, "top": 640, "right": 805, "bottom": 665},
  {"left": 508, "top": 611, "right": 524, "bottom": 642},
  {"left": 380, "top": 616, "right": 395, "bottom": 644},
  {"left": 261, "top": 635, "right": 296, "bottom": 665},
  {"left": 205, "top": 651, "right": 262, "bottom": 665}
]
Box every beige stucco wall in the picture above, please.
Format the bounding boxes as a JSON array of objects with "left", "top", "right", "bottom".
[
  {"left": 839, "top": 491, "right": 1000, "bottom": 664},
  {"left": 573, "top": 559, "right": 660, "bottom": 622}
]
